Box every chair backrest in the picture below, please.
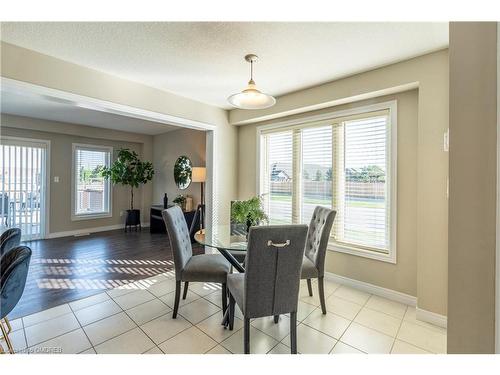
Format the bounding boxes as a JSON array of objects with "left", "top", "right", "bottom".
[
  {"left": 162, "top": 206, "right": 193, "bottom": 280},
  {"left": 0, "top": 245, "right": 32, "bottom": 319},
  {"left": 0, "top": 228, "right": 22, "bottom": 258},
  {"left": 304, "top": 206, "right": 336, "bottom": 277},
  {"left": 244, "top": 225, "right": 308, "bottom": 318},
  {"left": 189, "top": 204, "right": 204, "bottom": 241}
]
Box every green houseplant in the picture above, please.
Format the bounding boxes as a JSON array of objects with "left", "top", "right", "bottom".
[
  {"left": 99, "top": 148, "right": 154, "bottom": 231},
  {"left": 173, "top": 194, "right": 186, "bottom": 211},
  {"left": 231, "top": 196, "right": 268, "bottom": 233}
]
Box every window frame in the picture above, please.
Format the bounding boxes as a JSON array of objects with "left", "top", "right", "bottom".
[
  {"left": 256, "top": 100, "right": 397, "bottom": 263},
  {"left": 71, "top": 143, "right": 113, "bottom": 221}
]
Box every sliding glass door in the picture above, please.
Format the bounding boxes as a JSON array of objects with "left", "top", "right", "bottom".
[{"left": 0, "top": 137, "right": 48, "bottom": 240}]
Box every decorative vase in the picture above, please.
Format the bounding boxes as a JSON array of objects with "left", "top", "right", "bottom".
[{"left": 185, "top": 195, "right": 193, "bottom": 212}]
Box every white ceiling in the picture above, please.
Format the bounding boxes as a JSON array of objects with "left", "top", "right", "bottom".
[
  {"left": 0, "top": 90, "right": 180, "bottom": 135},
  {"left": 0, "top": 22, "right": 449, "bottom": 109}
]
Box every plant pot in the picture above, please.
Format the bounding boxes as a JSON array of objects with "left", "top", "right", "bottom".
[{"left": 125, "top": 209, "right": 141, "bottom": 232}]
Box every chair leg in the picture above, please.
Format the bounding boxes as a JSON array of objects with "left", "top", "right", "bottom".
[
  {"left": 228, "top": 292, "right": 235, "bottom": 331},
  {"left": 221, "top": 283, "right": 227, "bottom": 314},
  {"left": 0, "top": 319, "right": 14, "bottom": 354},
  {"left": 3, "top": 318, "right": 12, "bottom": 334},
  {"left": 172, "top": 280, "right": 181, "bottom": 319},
  {"left": 274, "top": 315, "right": 279, "bottom": 323},
  {"left": 307, "top": 278, "right": 313, "bottom": 297},
  {"left": 290, "top": 311, "right": 297, "bottom": 354},
  {"left": 244, "top": 318, "right": 250, "bottom": 354},
  {"left": 182, "top": 281, "right": 189, "bottom": 300},
  {"left": 318, "top": 276, "right": 327, "bottom": 315}
]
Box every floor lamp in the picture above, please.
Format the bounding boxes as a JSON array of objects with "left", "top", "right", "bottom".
[{"left": 191, "top": 167, "right": 206, "bottom": 229}]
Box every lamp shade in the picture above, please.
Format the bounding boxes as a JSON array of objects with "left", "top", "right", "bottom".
[
  {"left": 227, "top": 82, "right": 276, "bottom": 110},
  {"left": 191, "top": 167, "right": 206, "bottom": 183}
]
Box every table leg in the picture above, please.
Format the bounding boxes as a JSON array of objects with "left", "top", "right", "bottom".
[{"left": 215, "top": 248, "right": 245, "bottom": 327}]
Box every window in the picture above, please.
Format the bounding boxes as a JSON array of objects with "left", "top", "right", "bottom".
[
  {"left": 259, "top": 102, "right": 396, "bottom": 262},
  {"left": 72, "top": 144, "right": 112, "bottom": 220}
]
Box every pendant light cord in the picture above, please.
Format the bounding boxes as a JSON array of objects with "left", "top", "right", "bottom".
[{"left": 250, "top": 60, "right": 253, "bottom": 82}]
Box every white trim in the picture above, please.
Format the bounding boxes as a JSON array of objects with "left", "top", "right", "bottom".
[
  {"left": 0, "top": 135, "right": 51, "bottom": 239},
  {"left": 71, "top": 143, "right": 113, "bottom": 221},
  {"left": 257, "top": 100, "right": 398, "bottom": 263},
  {"left": 1, "top": 77, "right": 218, "bottom": 132},
  {"left": 324, "top": 271, "right": 417, "bottom": 306},
  {"left": 416, "top": 308, "right": 448, "bottom": 329},
  {"left": 328, "top": 242, "right": 396, "bottom": 264},
  {"left": 325, "top": 271, "right": 447, "bottom": 328},
  {"left": 205, "top": 129, "right": 216, "bottom": 236},
  {"left": 46, "top": 222, "right": 150, "bottom": 239},
  {"left": 256, "top": 100, "right": 397, "bottom": 133}
]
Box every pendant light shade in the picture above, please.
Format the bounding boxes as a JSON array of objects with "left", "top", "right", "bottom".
[{"left": 227, "top": 54, "right": 276, "bottom": 110}]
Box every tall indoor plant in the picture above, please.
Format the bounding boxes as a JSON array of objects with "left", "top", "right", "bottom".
[{"left": 99, "top": 148, "right": 154, "bottom": 231}]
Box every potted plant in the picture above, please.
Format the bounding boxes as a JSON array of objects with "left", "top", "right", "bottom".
[
  {"left": 99, "top": 148, "right": 154, "bottom": 231},
  {"left": 173, "top": 194, "right": 187, "bottom": 211},
  {"left": 231, "top": 196, "right": 268, "bottom": 234}
]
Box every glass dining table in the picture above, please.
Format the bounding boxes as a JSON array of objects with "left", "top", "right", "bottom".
[
  {"left": 194, "top": 225, "right": 250, "bottom": 327},
  {"left": 194, "top": 225, "right": 248, "bottom": 273}
]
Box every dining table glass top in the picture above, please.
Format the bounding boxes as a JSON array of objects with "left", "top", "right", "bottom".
[{"left": 194, "top": 225, "right": 248, "bottom": 252}]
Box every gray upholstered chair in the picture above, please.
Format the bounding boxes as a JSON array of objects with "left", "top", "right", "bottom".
[
  {"left": 301, "top": 206, "right": 336, "bottom": 314},
  {"left": 1, "top": 245, "right": 32, "bottom": 354},
  {"left": 162, "top": 206, "right": 231, "bottom": 318},
  {"left": 0, "top": 228, "right": 21, "bottom": 258},
  {"left": 227, "top": 225, "right": 308, "bottom": 354}
]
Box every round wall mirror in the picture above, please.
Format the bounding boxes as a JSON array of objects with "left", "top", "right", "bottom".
[{"left": 174, "top": 155, "right": 192, "bottom": 190}]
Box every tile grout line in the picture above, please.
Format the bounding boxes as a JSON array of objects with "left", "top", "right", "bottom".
[
  {"left": 335, "top": 291, "right": 373, "bottom": 351},
  {"left": 388, "top": 304, "right": 408, "bottom": 353},
  {"left": 67, "top": 301, "right": 95, "bottom": 354}
]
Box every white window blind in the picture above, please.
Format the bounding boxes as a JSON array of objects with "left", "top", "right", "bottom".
[
  {"left": 73, "top": 145, "right": 111, "bottom": 218},
  {"left": 332, "top": 116, "right": 389, "bottom": 252},
  {"left": 301, "top": 126, "right": 333, "bottom": 223},
  {"left": 261, "top": 131, "right": 294, "bottom": 224},
  {"left": 259, "top": 106, "right": 394, "bottom": 259}
]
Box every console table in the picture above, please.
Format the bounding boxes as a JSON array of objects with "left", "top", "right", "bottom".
[{"left": 149, "top": 205, "right": 196, "bottom": 240}]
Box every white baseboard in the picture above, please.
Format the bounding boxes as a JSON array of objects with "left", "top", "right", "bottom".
[
  {"left": 324, "top": 271, "right": 448, "bottom": 328},
  {"left": 324, "top": 271, "right": 417, "bottom": 306},
  {"left": 416, "top": 307, "right": 447, "bottom": 328},
  {"left": 46, "top": 222, "right": 151, "bottom": 239}
]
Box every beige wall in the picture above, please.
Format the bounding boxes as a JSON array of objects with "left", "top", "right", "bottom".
[
  {"left": 0, "top": 114, "right": 154, "bottom": 234},
  {"left": 0, "top": 41, "right": 238, "bottom": 227},
  {"left": 448, "top": 22, "right": 497, "bottom": 354},
  {"left": 153, "top": 128, "right": 206, "bottom": 207},
  {"left": 234, "top": 50, "right": 449, "bottom": 315}
]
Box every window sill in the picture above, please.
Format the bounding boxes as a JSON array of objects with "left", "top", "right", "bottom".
[
  {"left": 71, "top": 212, "right": 112, "bottom": 221},
  {"left": 327, "top": 241, "right": 396, "bottom": 264}
]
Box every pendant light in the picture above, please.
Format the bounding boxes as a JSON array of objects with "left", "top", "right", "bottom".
[{"left": 227, "top": 54, "right": 276, "bottom": 110}]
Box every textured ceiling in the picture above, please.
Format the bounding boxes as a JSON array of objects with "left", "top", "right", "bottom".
[
  {"left": 1, "top": 90, "right": 180, "bottom": 135},
  {"left": 0, "top": 22, "right": 448, "bottom": 109}
]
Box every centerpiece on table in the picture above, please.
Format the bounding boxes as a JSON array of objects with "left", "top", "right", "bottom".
[{"left": 230, "top": 196, "right": 268, "bottom": 234}]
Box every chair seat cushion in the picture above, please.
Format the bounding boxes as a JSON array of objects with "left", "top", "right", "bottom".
[
  {"left": 227, "top": 273, "right": 245, "bottom": 313},
  {"left": 181, "top": 254, "right": 230, "bottom": 283},
  {"left": 300, "top": 256, "right": 319, "bottom": 279}
]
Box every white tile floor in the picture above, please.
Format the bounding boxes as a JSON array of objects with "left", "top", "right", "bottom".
[{"left": 1, "top": 274, "right": 447, "bottom": 354}]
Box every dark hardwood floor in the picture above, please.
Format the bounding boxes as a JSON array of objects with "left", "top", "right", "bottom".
[{"left": 11, "top": 229, "right": 203, "bottom": 319}]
